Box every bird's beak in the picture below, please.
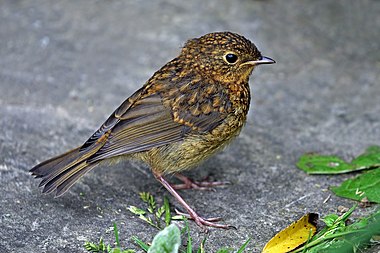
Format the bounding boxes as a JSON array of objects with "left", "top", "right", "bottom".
[{"left": 241, "top": 56, "right": 276, "bottom": 67}]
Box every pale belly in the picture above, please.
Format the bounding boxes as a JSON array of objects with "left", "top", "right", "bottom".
[{"left": 142, "top": 114, "right": 247, "bottom": 174}]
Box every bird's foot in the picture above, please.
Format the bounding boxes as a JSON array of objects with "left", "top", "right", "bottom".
[
  {"left": 175, "top": 209, "right": 236, "bottom": 231},
  {"left": 153, "top": 172, "right": 234, "bottom": 231},
  {"left": 172, "top": 173, "right": 231, "bottom": 190}
]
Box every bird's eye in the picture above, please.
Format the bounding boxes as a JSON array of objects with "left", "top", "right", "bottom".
[{"left": 224, "top": 53, "right": 238, "bottom": 64}]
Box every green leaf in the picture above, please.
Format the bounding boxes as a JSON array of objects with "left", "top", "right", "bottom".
[
  {"left": 351, "top": 145, "right": 380, "bottom": 168},
  {"left": 296, "top": 145, "right": 380, "bottom": 174},
  {"left": 147, "top": 224, "right": 181, "bottom": 253},
  {"left": 331, "top": 168, "right": 380, "bottom": 203},
  {"left": 171, "top": 215, "right": 185, "bottom": 220},
  {"left": 338, "top": 205, "right": 356, "bottom": 223},
  {"left": 128, "top": 206, "right": 146, "bottom": 215},
  {"left": 236, "top": 238, "right": 251, "bottom": 253},
  {"left": 197, "top": 238, "right": 207, "bottom": 253},
  {"left": 156, "top": 206, "right": 165, "bottom": 219},
  {"left": 184, "top": 219, "right": 192, "bottom": 253},
  {"left": 130, "top": 193, "right": 173, "bottom": 229},
  {"left": 113, "top": 223, "right": 120, "bottom": 248},
  {"left": 292, "top": 206, "right": 380, "bottom": 253},
  {"left": 84, "top": 241, "right": 101, "bottom": 252},
  {"left": 140, "top": 192, "right": 151, "bottom": 203},
  {"left": 297, "top": 154, "right": 355, "bottom": 174},
  {"left": 111, "top": 249, "right": 136, "bottom": 253},
  {"left": 307, "top": 209, "right": 380, "bottom": 253},
  {"left": 164, "top": 196, "right": 171, "bottom": 226},
  {"left": 84, "top": 237, "right": 109, "bottom": 253},
  {"left": 321, "top": 214, "right": 339, "bottom": 228},
  {"left": 138, "top": 215, "right": 159, "bottom": 229},
  {"left": 186, "top": 233, "right": 192, "bottom": 253},
  {"left": 131, "top": 236, "right": 149, "bottom": 252},
  {"left": 304, "top": 238, "right": 347, "bottom": 253}
]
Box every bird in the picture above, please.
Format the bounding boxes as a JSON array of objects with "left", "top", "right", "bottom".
[{"left": 30, "top": 31, "right": 275, "bottom": 230}]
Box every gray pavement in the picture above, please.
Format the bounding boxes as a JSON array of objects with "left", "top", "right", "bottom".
[{"left": 1, "top": 0, "right": 379, "bottom": 252}]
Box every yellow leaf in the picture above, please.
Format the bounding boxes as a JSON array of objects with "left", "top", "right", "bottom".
[{"left": 262, "top": 213, "right": 318, "bottom": 253}]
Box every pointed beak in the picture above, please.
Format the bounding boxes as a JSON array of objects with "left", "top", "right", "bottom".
[
  {"left": 256, "top": 56, "right": 276, "bottom": 65},
  {"left": 241, "top": 56, "right": 276, "bottom": 67}
]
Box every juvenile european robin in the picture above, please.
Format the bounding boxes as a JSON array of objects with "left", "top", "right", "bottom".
[{"left": 30, "top": 31, "right": 275, "bottom": 230}]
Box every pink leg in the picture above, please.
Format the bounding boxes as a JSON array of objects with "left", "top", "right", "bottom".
[
  {"left": 172, "top": 173, "right": 230, "bottom": 190},
  {"left": 153, "top": 171, "right": 234, "bottom": 231}
]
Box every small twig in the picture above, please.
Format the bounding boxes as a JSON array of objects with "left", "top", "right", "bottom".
[{"left": 323, "top": 194, "right": 331, "bottom": 203}]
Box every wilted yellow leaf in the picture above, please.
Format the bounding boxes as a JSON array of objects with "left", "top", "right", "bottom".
[{"left": 262, "top": 213, "right": 318, "bottom": 253}]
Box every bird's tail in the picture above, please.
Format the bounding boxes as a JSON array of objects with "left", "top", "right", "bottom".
[{"left": 30, "top": 147, "right": 98, "bottom": 197}]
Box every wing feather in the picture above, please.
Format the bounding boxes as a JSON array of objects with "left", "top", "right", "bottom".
[
  {"left": 87, "top": 93, "right": 189, "bottom": 162},
  {"left": 82, "top": 76, "right": 229, "bottom": 163}
]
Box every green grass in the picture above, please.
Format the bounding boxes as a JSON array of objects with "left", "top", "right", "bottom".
[
  {"left": 84, "top": 192, "right": 250, "bottom": 252},
  {"left": 84, "top": 192, "right": 379, "bottom": 253}
]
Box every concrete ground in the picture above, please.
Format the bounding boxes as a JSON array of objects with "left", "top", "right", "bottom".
[{"left": 1, "top": 0, "right": 379, "bottom": 252}]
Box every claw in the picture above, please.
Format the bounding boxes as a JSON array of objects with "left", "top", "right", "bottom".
[{"left": 175, "top": 208, "right": 222, "bottom": 222}]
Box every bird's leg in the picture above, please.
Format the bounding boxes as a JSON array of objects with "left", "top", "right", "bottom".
[
  {"left": 172, "top": 173, "right": 231, "bottom": 190},
  {"left": 153, "top": 171, "right": 233, "bottom": 231}
]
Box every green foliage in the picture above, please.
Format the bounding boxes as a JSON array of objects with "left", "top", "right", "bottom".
[
  {"left": 236, "top": 238, "right": 251, "bottom": 253},
  {"left": 331, "top": 168, "right": 380, "bottom": 203},
  {"left": 85, "top": 192, "right": 251, "bottom": 253},
  {"left": 83, "top": 192, "right": 380, "bottom": 253},
  {"left": 131, "top": 236, "right": 149, "bottom": 252},
  {"left": 140, "top": 192, "right": 157, "bottom": 214},
  {"left": 297, "top": 154, "right": 354, "bottom": 174},
  {"left": 297, "top": 145, "right": 380, "bottom": 203},
  {"left": 291, "top": 206, "right": 380, "bottom": 253},
  {"left": 321, "top": 214, "right": 339, "bottom": 228},
  {"left": 196, "top": 238, "right": 207, "bottom": 253},
  {"left": 114, "top": 223, "right": 121, "bottom": 248},
  {"left": 184, "top": 220, "right": 192, "bottom": 253},
  {"left": 84, "top": 224, "right": 135, "bottom": 253},
  {"left": 304, "top": 209, "right": 380, "bottom": 253},
  {"left": 128, "top": 192, "right": 172, "bottom": 229},
  {"left": 164, "top": 196, "right": 171, "bottom": 227},
  {"left": 85, "top": 205, "right": 378, "bottom": 253},
  {"left": 84, "top": 237, "right": 111, "bottom": 253},
  {"left": 147, "top": 224, "right": 181, "bottom": 253},
  {"left": 297, "top": 145, "right": 380, "bottom": 174}
]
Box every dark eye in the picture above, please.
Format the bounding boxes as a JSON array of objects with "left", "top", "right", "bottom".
[{"left": 224, "top": 53, "right": 238, "bottom": 64}]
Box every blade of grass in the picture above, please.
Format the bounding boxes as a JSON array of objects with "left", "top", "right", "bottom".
[
  {"left": 164, "top": 196, "right": 171, "bottom": 226},
  {"left": 131, "top": 236, "right": 149, "bottom": 252},
  {"left": 197, "top": 237, "right": 207, "bottom": 253},
  {"left": 291, "top": 230, "right": 365, "bottom": 253},
  {"left": 186, "top": 220, "right": 192, "bottom": 253},
  {"left": 187, "top": 235, "right": 192, "bottom": 253},
  {"left": 114, "top": 223, "right": 120, "bottom": 248},
  {"left": 236, "top": 238, "right": 251, "bottom": 253}
]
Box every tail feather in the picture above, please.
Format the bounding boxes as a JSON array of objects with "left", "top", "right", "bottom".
[
  {"left": 30, "top": 146, "right": 100, "bottom": 196},
  {"left": 31, "top": 148, "right": 82, "bottom": 178},
  {"left": 42, "top": 160, "right": 88, "bottom": 194},
  {"left": 55, "top": 164, "right": 97, "bottom": 197},
  {"left": 37, "top": 157, "right": 83, "bottom": 188}
]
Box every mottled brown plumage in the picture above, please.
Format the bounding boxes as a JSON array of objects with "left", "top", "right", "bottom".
[{"left": 30, "top": 31, "right": 275, "bottom": 230}]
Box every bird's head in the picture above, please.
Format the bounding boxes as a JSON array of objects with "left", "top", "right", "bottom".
[{"left": 181, "top": 31, "right": 275, "bottom": 84}]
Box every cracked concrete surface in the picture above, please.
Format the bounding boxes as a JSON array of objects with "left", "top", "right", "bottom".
[{"left": 1, "top": 0, "right": 379, "bottom": 252}]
